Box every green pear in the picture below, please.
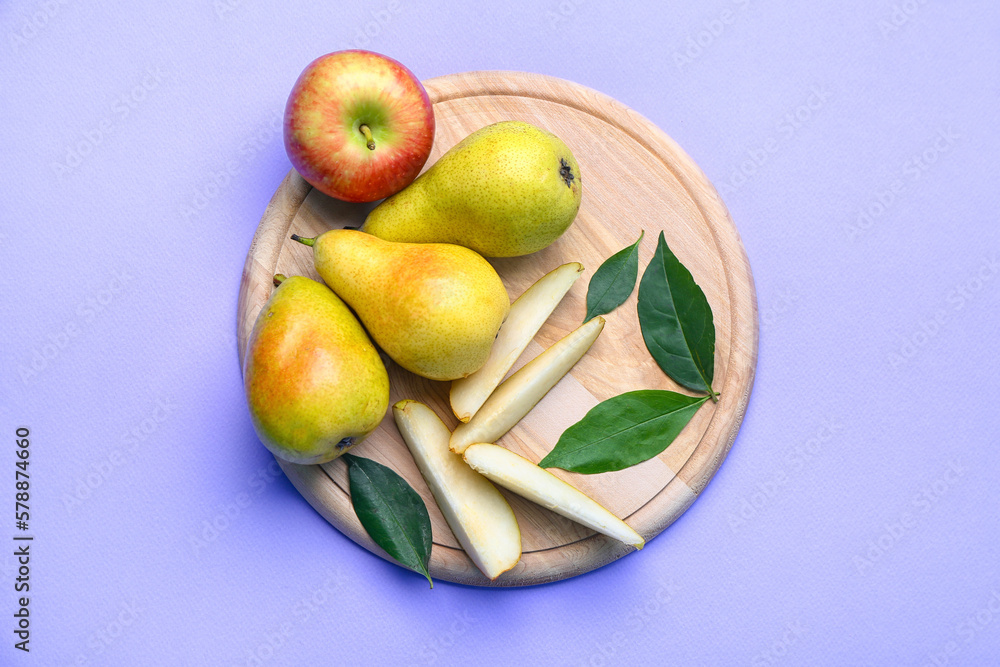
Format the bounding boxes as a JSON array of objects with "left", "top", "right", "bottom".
[
  {"left": 293, "top": 230, "right": 510, "bottom": 381},
  {"left": 362, "top": 121, "right": 582, "bottom": 257},
  {"left": 243, "top": 275, "right": 389, "bottom": 464}
]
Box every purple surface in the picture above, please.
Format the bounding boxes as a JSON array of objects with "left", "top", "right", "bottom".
[{"left": 2, "top": 1, "right": 999, "bottom": 665}]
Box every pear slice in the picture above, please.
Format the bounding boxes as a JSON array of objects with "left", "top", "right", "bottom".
[
  {"left": 463, "top": 444, "right": 644, "bottom": 549},
  {"left": 451, "top": 262, "right": 584, "bottom": 423},
  {"left": 450, "top": 316, "right": 605, "bottom": 455},
  {"left": 393, "top": 400, "right": 521, "bottom": 580}
]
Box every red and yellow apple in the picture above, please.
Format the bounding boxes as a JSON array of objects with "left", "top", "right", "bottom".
[{"left": 283, "top": 50, "right": 435, "bottom": 203}]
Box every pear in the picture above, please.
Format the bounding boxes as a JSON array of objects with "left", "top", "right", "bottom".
[
  {"left": 463, "top": 444, "right": 644, "bottom": 549},
  {"left": 393, "top": 400, "right": 521, "bottom": 580},
  {"left": 243, "top": 275, "right": 389, "bottom": 464},
  {"left": 293, "top": 230, "right": 510, "bottom": 381},
  {"left": 362, "top": 121, "right": 582, "bottom": 257},
  {"left": 450, "top": 316, "right": 604, "bottom": 454},
  {"left": 450, "top": 262, "right": 584, "bottom": 423}
]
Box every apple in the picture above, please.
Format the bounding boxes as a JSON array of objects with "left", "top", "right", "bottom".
[{"left": 283, "top": 50, "right": 435, "bottom": 203}]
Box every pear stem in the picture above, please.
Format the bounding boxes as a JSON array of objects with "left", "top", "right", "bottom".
[
  {"left": 290, "top": 234, "right": 315, "bottom": 247},
  {"left": 359, "top": 124, "right": 376, "bottom": 150},
  {"left": 273, "top": 274, "right": 286, "bottom": 287}
]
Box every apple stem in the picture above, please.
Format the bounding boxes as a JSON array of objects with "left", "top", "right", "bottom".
[
  {"left": 359, "top": 124, "right": 376, "bottom": 150},
  {"left": 273, "top": 274, "right": 286, "bottom": 286},
  {"left": 290, "top": 234, "right": 315, "bottom": 246}
]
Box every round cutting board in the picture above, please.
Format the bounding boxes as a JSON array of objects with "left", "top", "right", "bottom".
[{"left": 237, "top": 71, "right": 757, "bottom": 587}]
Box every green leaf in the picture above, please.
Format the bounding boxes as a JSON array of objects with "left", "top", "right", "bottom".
[
  {"left": 538, "top": 390, "right": 709, "bottom": 474},
  {"left": 584, "top": 231, "right": 644, "bottom": 322},
  {"left": 637, "top": 231, "right": 716, "bottom": 396},
  {"left": 343, "top": 454, "right": 434, "bottom": 588}
]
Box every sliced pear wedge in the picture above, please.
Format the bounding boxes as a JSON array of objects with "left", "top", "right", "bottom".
[
  {"left": 393, "top": 400, "right": 521, "bottom": 580},
  {"left": 450, "top": 316, "right": 605, "bottom": 455},
  {"left": 451, "top": 262, "right": 584, "bottom": 423},
  {"left": 463, "top": 444, "right": 644, "bottom": 549}
]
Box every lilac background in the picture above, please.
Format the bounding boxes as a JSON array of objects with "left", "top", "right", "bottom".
[{"left": 2, "top": 1, "right": 999, "bottom": 665}]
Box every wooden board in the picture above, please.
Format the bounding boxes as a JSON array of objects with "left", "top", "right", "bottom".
[{"left": 236, "top": 71, "right": 758, "bottom": 587}]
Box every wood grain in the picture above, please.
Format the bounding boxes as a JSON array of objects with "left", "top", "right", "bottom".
[{"left": 236, "top": 71, "right": 758, "bottom": 586}]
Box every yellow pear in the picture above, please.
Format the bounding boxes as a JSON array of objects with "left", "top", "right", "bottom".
[
  {"left": 293, "top": 230, "right": 510, "bottom": 381},
  {"left": 362, "top": 121, "right": 582, "bottom": 257},
  {"left": 243, "top": 275, "right": 389, "bottom": 464}
]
